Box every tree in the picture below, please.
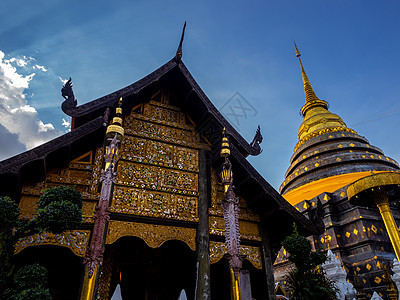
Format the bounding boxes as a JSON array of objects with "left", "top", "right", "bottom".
[
  {"left": 282, "top": 224, "right": 337, "bottom": 300},
  {"left": 0, "top": 186, "right": 83, "bottom": 299},
  {"left": 8, "top": 264, "right": 52, "bottom": 300},
  {"left": 0, "top": 196, "right": 20, "bottom": 296},
  {"left": 36, "top": 185, "right": 83, "bottom": 233}
]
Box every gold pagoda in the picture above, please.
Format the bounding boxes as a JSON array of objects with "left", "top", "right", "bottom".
[{"left": 275, "top": 43, "right": 400, "bottom": 299}]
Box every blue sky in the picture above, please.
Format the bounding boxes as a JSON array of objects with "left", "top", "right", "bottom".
[{"left": 1, "top": 0, "right": 400, "bottom": 190}]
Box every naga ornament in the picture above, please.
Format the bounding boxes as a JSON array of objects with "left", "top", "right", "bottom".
[
  {"left": 61, "top": 77, "right": 77, "bottom": 112},
  {"left": 250, "top": 125, "right": 263, "bottom": 155}
]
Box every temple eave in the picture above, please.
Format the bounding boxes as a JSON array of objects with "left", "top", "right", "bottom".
[{"left": 282, "top": 171, "right": 389, "bottom": 205}]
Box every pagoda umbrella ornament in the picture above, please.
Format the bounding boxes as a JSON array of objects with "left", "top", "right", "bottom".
[
  {"left": 220, "top": 128, "right": 243, "bottom": 300},
  {"left": 347, "top": 172, "right": 400, "bottom": 262}
]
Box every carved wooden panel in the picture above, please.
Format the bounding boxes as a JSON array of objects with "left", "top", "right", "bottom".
[
  {"left": 131, "top": 100, "right": 195, "bottom": 130},
  {"left": 209, "top": 216, "right": 261, "bottom": 242},
  {"left": 89, "top": 147, "right": 104, "bottom": 194},
  {"left": 116, "top": 161, "right": 198, "bottom": 196},
  {"left": 209, "top": 241, "right": 262, "bottom": 270},
  {"left": 143, "top": 102, "right": 187, "bottom": 127},
  {"left": 120, "top": 136, "right": 199, "bottom": 172},
  {"left": 15, "top": 230, "right": 91, "bottom": 257},
  {"left": 82, "top": 201, "right": 97, "bottom": 223},
  {"left": 112, "top": 186, "right": 198, "bottom": 222},
  {"left": 124, "top": 118, "right": 208, "bottom": 150},
  {"left": 106, "top": 220, "right": 196, "bottom": 251},
  {"left": 111, "top": 100, "right": 208, "bottom": 223},
  {"left": 19, "top": 195, "right": 39, "bottom": 220}
]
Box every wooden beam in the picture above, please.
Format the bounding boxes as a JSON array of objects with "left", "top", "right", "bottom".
[{"left": 195, "top": 149, "right": 211, "bottom": 299}]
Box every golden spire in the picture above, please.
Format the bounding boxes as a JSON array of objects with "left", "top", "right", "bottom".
[
  {"left": 291, "top": 43, "right": 356, "bottom": 151},
  {"left": 106, "top": 97, "right": 125, "bottom": 139},
  {"left": 294, "top": 42, "right": 328, "bottom": 116},
  {"left": 220, "top": 128, "right": 231, "bottom": 158},
  {"left": 220, "top": 128, "right": 233, "bottom": 192}
]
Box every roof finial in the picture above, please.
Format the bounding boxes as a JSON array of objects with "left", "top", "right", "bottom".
[
  {"left": 294, "top": 42, "right": 328, "bottom": 116},
  {"left": 294, "top": 41, "right": 301, "bottom": 57},
  {"left": 175, "top": 21, "right": 186, "bottom": 60},
  {"left": 294, "top": 41, "right": 310, "bottom": 84},
  {"left": 220, "top": 128, "right": 231, "bottom": 158}
]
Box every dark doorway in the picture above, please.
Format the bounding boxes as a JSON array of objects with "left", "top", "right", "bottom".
[
  {"left": 210, "top": 258, "right": 231, "bottom": 299},
  {"left": 210, "top": 258, "right": 267, "bottom": 299},
  {"left": 110, "top": 237, "right": 196, "bottom": 300}
]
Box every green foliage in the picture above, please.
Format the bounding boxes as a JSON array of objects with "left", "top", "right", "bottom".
[
  {"left": 9, "top": 288, "right": 52, "bottom": 300},
  {"left": 36, "top": 186, "right": 83, "bottom": 233},
  {"left": 38, "top": 186, "right": 82, "bottom": 208},
  {"left": 0, "top": 186, "right": 83, "bottom": 299},
  {"left": 282, "top": 224, "right": 337, "bottom": 300},
  {"left": 14, "top": 263, "right": 48, "bottom": 289},
  {"left": 0, "top": 231, "right": 15, "bottom": 295},
  {"left": 9, "top": 264, "right": 52, "bottom": 300},
  {"left": 284, "top": 267, "right": 337, "bottom": 300},
  {"left": 36, "top": 201, "right": 82, "bottom": 233},
  {"left": 0, "top": 196, "right": 20, "bottom": 230},
  {"left": 0, "top": 196, "right": 20, "bottom": 297},
  {"left": 282, "top": 227, "right": 326, "bottom": 272}
]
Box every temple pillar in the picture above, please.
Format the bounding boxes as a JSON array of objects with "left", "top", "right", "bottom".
[
  {"left": 374, "top": 190, "right": 400, "bottom": 262},
  {"left": 220, "top": 129, "right": 242, "bottom": 300},
  {"left": 260, "top": 222, "right": 277, "bottom": 300},
  {"left": 80, "top": 265, "right": 99, "bottom": 300},
  {"left": 230, "top": 268, "right": 241, "bottom": 300},
  {"left": 80, "top": 99, "right": 124, "bottom": 300},
  {"left": 195, "top": 149, "right": 211, "bottom": 300}
]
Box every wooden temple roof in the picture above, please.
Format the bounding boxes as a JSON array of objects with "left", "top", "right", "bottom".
[{"left": 0, "top": 55, "right": 320, "bottom": 251}]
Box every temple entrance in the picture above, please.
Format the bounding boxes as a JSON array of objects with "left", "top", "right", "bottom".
[
  {"left": 210, "top": 257, "right": 267, "bottom": 299},
  {"left": 109, "top": 237, "right": 196, "bottom": 300}
]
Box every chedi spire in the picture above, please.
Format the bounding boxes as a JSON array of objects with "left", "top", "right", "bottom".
[{"left": 294, "top": 42, "right": 328, "bottom": 116}]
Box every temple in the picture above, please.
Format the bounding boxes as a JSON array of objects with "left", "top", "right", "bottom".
[
  {"left": 0, "top": 31, "right": 317, "bottom": 299},
  {"left": 274, "top": 43, "right": 400, "bottom": 299},
  {"left": 3, "top": 30, "right": 400, "bottom": 299}
]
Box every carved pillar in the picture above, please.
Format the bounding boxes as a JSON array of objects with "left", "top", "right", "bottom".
[
  {"left": 375, "top": 191, "right": 400, "bottom": 263},
  {"left": 80, "top": 136, "right": 120, "bottom": 300},
  {"left": 347, "top": 173, "right": 400, "bottom": 266},
  {"left": 220, "top": 129, "right": 243, "bottom": 300},
  {"left": 259, "top": 222, "right": 277, "bottom": 300},
  {"left": 80, "top": 99, "right": 124, "bottom": 300},
  {"left": 195, "top": 149, "right": 211, "bottom": 300}
]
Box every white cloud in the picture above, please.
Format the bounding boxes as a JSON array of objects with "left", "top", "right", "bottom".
[
  {"left": 62, "top": 118, "right": 71, "bottom": 132},
  {"left": 0, "top": 50, "right": 60, "bottom": 152},
  {"left": 33, "top": 64, "right": 47, "bottom": 72},
  {"left": 0, "top": 52, "right": 35, "bottom": 89},
  {"left": 58, "top": 76, "right": 68, "bottom": 84},
  {"left": 10, "top": 105, "right": 37, "bottom": 114},
  {"left": 16, "top": 59, "right": 28, "bottom": 67},
  {"left": 62, "top": 118, "right": 70, "bottom": 127}
]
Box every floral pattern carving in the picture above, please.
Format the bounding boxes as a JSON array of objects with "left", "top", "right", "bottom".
[
  {"left": 106, "top": 220, "right": 196, "bottom": 251},
  {"left": 15, "top": 230, "right": 91, "bottom": 257},
  {"left": 117, "top": 161, "right": 198, "bottom": 196},
  {"left": 112, "top": 187, "right": 198, "bottom": 221},
  {"left": 120, "top": 136, "right": 199, "bottom": 172},
  {"left": 124, "top": 118, "right": 209, "bottom": 150},
  {"left": 209, "top": 241, "right": 262, "bottom": 270}
]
